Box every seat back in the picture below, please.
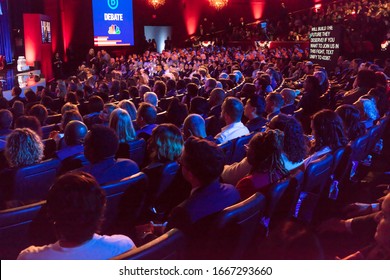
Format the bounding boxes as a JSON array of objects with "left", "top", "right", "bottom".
[
  {"left": 230, "top": 132, "right": 256, "bottom": 164},
  {"left": 101, "top": 172, "right": 148, "bottom": 235},
  {"left": 142, "top": 162, "right": 180, "bottom": 211},
  {"left": 13, "top": 158, "right": 61, "bottom": 202},
  {"left": 58, "top": 153, "right": 89, "bottom": 175},
  {"left": 366, "top": 124, "right": 382, "bottom": 155},
  {"left": 265, "top": 176, "right": 292, "bottom": 225},
  {"left": 128, "top": 138, "right": 146, "bottom": 168},
  {"left": 41, "top": 124, "right": 58, "bottom": 139},
  {"left": 350, "top": 132, "right": 371, "bottom": 162},
  {"left": 156, "top": 111, "right": 168, "bottom": 124},
  {"left": 202, "top": 193, "right": 266, "bottom": 259},
  {"left": 158, "top": 97, "right": 174, "bottom": 111},
  {"left": 111, "top": 228, "right": 186, "bottom": 260},
  {"left": 293, "top": 154, "right": 334, "bottom": 223},
  {"left": 218, "top": 140, "right": 234, "bottom": 165},
  {"left": 45, "top": 114, "right": 62, "bottom": 125},
  {"left": 0, "top": 201, "right": 45, "bottom": 259}
]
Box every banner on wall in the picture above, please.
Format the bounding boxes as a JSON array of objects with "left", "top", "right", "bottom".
[{"left": 92, "top": 0, "right": 134, "bottom": 46}]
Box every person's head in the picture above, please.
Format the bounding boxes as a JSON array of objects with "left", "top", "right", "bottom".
[
  {"left": 280, "top": 88, "right": 296, "bottom": 106},
  {"left": 88, "top": 95, "right": 104, "bottom": 114},
  {"left": 355, "top": 69, "right": 377, "bottom": 89},
  {"left": 138, "top": 84, "right": 151, "bottom": 100},
  {"left": 244, "top": 94, "right": 266, "bottom": 120},
  {"left": 61, "top": 102, "right": 79, "bottom": 115},
  {"left": 265, "top": 92, "right": 284, "bottom": 114},
  {"left": 148, "top": 123, "right": 183, "bottom": 163},
  {"left": 24, "top": 88, "right": 37, "bottom": 102},
  {"left": 181, "top": 136, "right": 224, "bottom": 188},
  {"left": 186, "top": 83, "right": 199, "bottom": 98},
  {"left": 269, "top": 114, "right": 307, "bottom": 163},
  {"left": 41, "top": 96, "right": 53, "bottom": 109},
  {"left": 136, "top": 102, "right": 157, "bottom": 127},
  {"left": 246, "top": 129, "right": 288, "bottom": 180},
  {"left": 12, "top": 100, "right": 24, "bottom": 115},
  {"left": 374, "top": 193, "right": 390, "bottom": 252},
  {"left": 240, "top": 83, "right": 256, "bottom": 97},
  {"left": 12, "top": 86, "right": 22, "bottom": 97},
  {"left": 205, "top": 78, "right": 217, "bottom": 92},
  {"left": 84, "top": 125, "right": 119, "bottom": 164},
  {"left": 153, "top": 80, "right": 167, "bottom": 99},
  {"left": 144, "top": 91, "right": 159, "bottom": 107},
  {"left": 335, "top": 104, "right": 366, "bottom": 141},
  {"left": 109, "top": 108, "right": 136, "bottom": 143},
  {"left": 15, "top": 115, "right": 42, "bottom": 138},
  {"left": 5, "top": 128, "right": 44, "bottom": 168},
  {"left": 47, "top": 172, "right": 106, "bottom": 244},
  {"left": 189, "top": 96, "right": 209, "bottom": 116},
  {"left": 99, "top": 103, "right": 117, "bottom": 123},
  {"left": 118, "top": 100, "right": 137, "bottom": 121},
  {"left": 0, "top": 109, "right": 13, "bottom": 129},
  {"left": 183, "top": 113, "right": 207, "bottom": 140},
  {"left": 28, "top": 104, "right": 48, "bottom": 126},
  {"left": 209, "top": 88, "right": 225, "bottom": 107},
  {"left": 303, "top": 75, "right": 321, "bottom": 94},
  {"left": 353, "top": 97, "right": 379, "bottom": 122},
  {"left": 221, "top": 97, "right": 244, "bottom": 124},
  {"left": 60, "top": 110, "right": 83, "bottom": 131},
  {"left": 167, "top": 98, "right": 188, "bottom": 128},
  {"left": 64, "top": 120, "right": 88, "bottom": 146},
  {"left": 311, "top": 109, "right": 347, "bottom": 152}
]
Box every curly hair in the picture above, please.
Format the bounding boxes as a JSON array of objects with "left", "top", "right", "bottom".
[
  {"left": 148, "top": 123, "right": 183, "bottom": 162},
  {"left": 5, "top": 128, "right": 44, "bottom": 168},
  {"left": 247, "top": 129, "right": 288, "bottom": 183},
  {"left": 269, "top": 114, "right": 307, "bottom": 163},
  {"left": 311, "top": 109, "right": 348, "bottom": 153},
  {"left": 109, "top": 108, "right": 136, "bottom": 143}
]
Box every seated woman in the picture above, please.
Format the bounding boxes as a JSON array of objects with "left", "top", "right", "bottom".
[
  {"left": 146, "top": 123, "right": 183, "bottom": 165},
  {"left": 17, "top": 172, "right": 135, "bottom": 259},
  {"left": 335, "top": 104, "right": 366, "bottom": 142},
  {"left": 353, "top": 97, "right": 380, "bottom": 130},
  {"left": 0, "top": 128, "right": 44, "bottom": 208},
  {"left": 109, "top": 108, "right": 137, "bottom": 159},
  {"left": 221, "top": 114, "right": 306, "bottom": 185},
  {"left": 304, "top": 109, "right": 347, "bottom": 168},
  {"left": 236, "top": 129, "right": 289, "bottom": 200}
]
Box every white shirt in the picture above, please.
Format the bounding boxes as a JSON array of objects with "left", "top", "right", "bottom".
[
  {"left": 17, "top": 234, "right": 135, "bottom": 260},
  {"left": 215, "top": 122, "right": 250, "bottom": 144}
]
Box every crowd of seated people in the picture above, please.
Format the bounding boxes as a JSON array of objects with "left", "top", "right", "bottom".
[{"left": 0, "top": 38, "right": 389, "bottom": 260}]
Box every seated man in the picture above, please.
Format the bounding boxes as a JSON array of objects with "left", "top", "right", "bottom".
[
  {"left": 183, "top": 113, "right": 214, "bottom": 141},
  {"left": 166, "top": 136, "right": 240, "bottom": 232},
  {"left": 56, "top": 120, "right": 87, "bottom": 161},
  {"left": 215, "top": 97, "right": 249, "bottom": 144},
  {"left": 280, "top": 88, "right": 297, "bottom": 115},
  {"left": 77, "top": 125, "right": 139, "bottom": 185},
  {"left": 136, "top": 102, "right": 158, "bottom": 140},
  {"left": 244, "top": 95, "right": 267, "bottom": 133},
  {"left": 17, "top": 172, "right": 135, "bottom": 259},
  {"left": 265, "top": 92, "right": 284, "bottom": 121}
]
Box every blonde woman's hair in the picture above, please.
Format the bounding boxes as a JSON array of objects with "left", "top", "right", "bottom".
[
  {"left": 5, "top": 128, "right": 44, "bottom": 168},
  {"left": 109, "top": 108, "right": 136, "bottom": 143}
]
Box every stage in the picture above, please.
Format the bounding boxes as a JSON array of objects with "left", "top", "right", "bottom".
[{"left": 0, "top": 65, "right": 46, "bottom": 101}]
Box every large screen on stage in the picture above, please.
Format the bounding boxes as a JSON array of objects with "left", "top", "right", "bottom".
[
  {"left": 92, "top": 0, "right": 134, "bottom": 46},
  {"left": 309, "top": 25, "right": 341, "bottom": 69}
]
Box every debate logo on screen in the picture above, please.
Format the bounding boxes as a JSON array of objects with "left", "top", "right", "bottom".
[
  {"left": 108, "top": 24, "right": 121, "bottom": 35},
  {"left": 108, "top": 0, "right": 119, "bottom": 10}
]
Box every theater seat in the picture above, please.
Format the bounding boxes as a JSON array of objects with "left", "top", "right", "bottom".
[
  {"left": 191, "top": 192, "right": 266, "bottom": 259},
  {"left": 292, "top": 153, "right": 334, "bottom": 224},
  {"left": 218, "top": 140, "right": 234, "bottom": 165},
  {"left": 0, "top": 201, "right": 45, "bottom": 259},
  {"left": 6, "top": 158, "right": 61, "bottom": 203},
  {"left": 101, "top": 172, "right": 148, "bottom": 235},
  {"left": 45, "top": 114, "right": 62, "bottom": 125},
  {"left": 230, "top": 132, "right": 256, "bottom": 164},
  {"left": 111, "top": 228, "right": 186, "bottom": 260},
  {"left": 116, "top": 138, "right": 146, "bottom": 168}
]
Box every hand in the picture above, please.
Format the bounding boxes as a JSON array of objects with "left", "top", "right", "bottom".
[{"left": 342, "top": 202, "right": 372, "bottom": 219}]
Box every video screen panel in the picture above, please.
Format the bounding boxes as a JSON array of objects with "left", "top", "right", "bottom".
[
  {"left": 41, "top": 20, "right": 51, "bottom": 43},
  {"left": 92, "top": 0, "right": 134, "bottom": 46}
]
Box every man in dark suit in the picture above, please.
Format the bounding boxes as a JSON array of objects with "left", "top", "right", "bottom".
[
  {"left": 280, "top": 88, "right": 297, "bottom": 115},
  {"left": 166, "top": 136, "right": 240, "bottom": 232},
  {"left": 77, "top": 125, "right": 139, "bottom": 185}
]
